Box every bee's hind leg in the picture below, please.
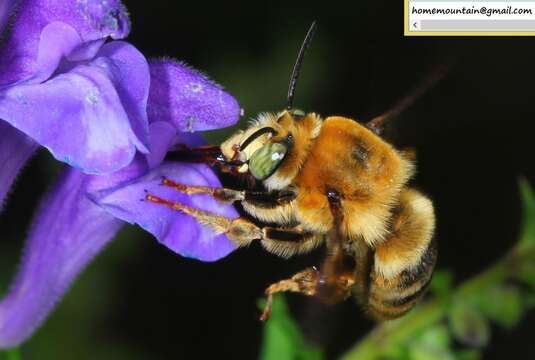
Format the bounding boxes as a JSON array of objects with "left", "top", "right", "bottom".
[{"left": 260, "top": 267, "right": 320, "bottom": 321}]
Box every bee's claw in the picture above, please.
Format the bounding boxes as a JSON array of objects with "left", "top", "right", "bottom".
[{"left": 260, "top": 294, "right": 273, "bottom": 322}]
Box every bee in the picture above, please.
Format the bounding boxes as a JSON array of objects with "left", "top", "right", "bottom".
[{"left": 146, "top": 22, "right": 438, "bottom": 321}]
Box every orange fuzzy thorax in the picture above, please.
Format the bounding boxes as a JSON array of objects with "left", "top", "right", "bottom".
[{"left": 293, "top": 116, "right": 414, "bottom": 245}]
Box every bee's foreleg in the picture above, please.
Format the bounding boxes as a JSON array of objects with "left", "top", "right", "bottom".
[
  {"left": 165, "top": 144, "right": 222, "bottom": 164},
  {"left": 159, "top": 177, "right": 246, "bottom": 203},
  {"left": 159, "top": 177, "right": 296, "bottom": 206},
  {"left": 260, "top": 267, "right": 319, "bottom": 321}
]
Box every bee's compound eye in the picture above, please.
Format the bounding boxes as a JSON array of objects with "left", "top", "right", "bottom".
[
  {"left": 290, "top": 109, "right": 306, "bottom": 118},
  {"left": 249, "top": 143, "right": 288, "bottom": 180}
]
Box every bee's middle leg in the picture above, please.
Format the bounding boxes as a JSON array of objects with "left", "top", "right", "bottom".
[
  {"left": 145, "top": 192, "right": 315, "bottom": 251},
  {"left": 145, "top": 192, "right": 260, "bottom": 247}
]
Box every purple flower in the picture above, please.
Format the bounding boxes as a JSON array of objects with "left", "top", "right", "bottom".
[{"left": 0, "top": 0, "right": 240, "bottom": 347}]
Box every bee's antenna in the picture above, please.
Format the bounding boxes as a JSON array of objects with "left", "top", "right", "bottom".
[
  {"left": 366, "top": 63, "right": 451, "bottom": 136},
  {"left": 287, "top": 21, "right": 317, "bottom": 111}
]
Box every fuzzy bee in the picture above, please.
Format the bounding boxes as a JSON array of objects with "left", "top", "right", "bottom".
[{"left": 146, "top": 22, "right": 437, "bottom": 321}]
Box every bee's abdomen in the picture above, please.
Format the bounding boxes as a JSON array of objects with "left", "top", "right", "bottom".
[
  {"left": 367, "top": 238, "right": 437, "bottom": 319},
  {"left": 364, "top": 189, "right": 437, "bottom": 320}
]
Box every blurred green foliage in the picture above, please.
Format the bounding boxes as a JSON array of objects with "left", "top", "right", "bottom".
[
  {"left": 259, "top": 297, "right": 323, "bottom": 360},
  {"left": 260, "top": 179, "right": 535, "bottom": 360},
  {"left": 0, "top": 349, "right": 20, "bottom": 360}
]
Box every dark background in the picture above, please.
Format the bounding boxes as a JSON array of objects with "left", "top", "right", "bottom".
[{"left": 2, "top": 0, "right": 535, "bottom": 358}]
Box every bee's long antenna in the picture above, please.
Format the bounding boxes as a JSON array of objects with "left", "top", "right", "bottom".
[
  {"left": 287, "top": 21, "right": 317, "bottom": 111},
  {"left": 366, "top": 63, "right": 451, "bottom": 135}
]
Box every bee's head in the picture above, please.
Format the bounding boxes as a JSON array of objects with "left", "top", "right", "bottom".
[{"left": 220, "top": 109, "right": 321, "bottom": 190}]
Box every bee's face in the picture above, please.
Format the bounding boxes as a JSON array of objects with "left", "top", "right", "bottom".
[{"left": 220, "top": 110, "right": 322, "bottom": 190}]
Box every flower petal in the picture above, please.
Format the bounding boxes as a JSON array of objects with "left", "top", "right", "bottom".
[
  {"left": 148, "top": 59, "right": 241, "bottom": 131},
  {"left": 23, "top": 22, "right": 104, "bottom": 85},
  {"left": 0, "top": 121, "right": 38, "bottom": 212},
  {"left": 145, "top": 121, "right": 177, "bottom": 169},
  {"left": 96, "top": 41, "right": 150, "bottom": 154},
  {"left": 0, "top": 0, "right": 130, "bottom": 85},
  {"left": 0, "top": 0, "right": 16, "bottom": 35},
  {"left": 143, "top": 121, "right": 207, "bottom": 169},
  {"left": 0, "top": 168, "right": 123, "bottom": 348},
  {"left": 91, "top": 162, "right": 238, "bottom": 262},
  {"left": 0, "top": 42, "right": 150, "bottom": 174}
]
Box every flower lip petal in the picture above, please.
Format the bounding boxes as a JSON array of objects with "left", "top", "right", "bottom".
[
  {"left": 91, "top": 162, "right": 238, "bottom": 262},
  {"left": 0, "top": 46, "right": 150, "bottom": 174},
  {"left": 147, "top": 59, "right": 241, "bottom": 131}
]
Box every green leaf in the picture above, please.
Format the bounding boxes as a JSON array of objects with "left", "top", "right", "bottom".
[
  {"left": 0, "top": 348, "right": 22, "bottom": 360},
  {"left": 416, "top": 324, "right": 451, "bottom": 348},
  {"left": 379, "top": 344, "right": 409, "bottom": 360},
  {"left": 407, "top": 345, "right": 455, "bottom": 360},
  {"left": 430, "top": 270, "right": 453, "bottom": 306},
  {"left": 517, "top": 178, "right": 535, "bottom": 253},
  {"left": 524, "top": 292, "right": 535, "bottom": 309},
  {"left": 448, "top": 301, "right": 490, "bottom": 347},
  {"left": 259, "top": 296, "right": 323, "bottom": 360},
  {"left": 515, "top": 262, "right": 535, "bottom": 289},
  {"left": 407, "top": 325, "right": 455, "bottom": 360},
  {"left": 455, "top": 349, "right": 482, "bottom": 360},
  {"left": 478, "top": 286, "right": 523, "bottom": 328}
]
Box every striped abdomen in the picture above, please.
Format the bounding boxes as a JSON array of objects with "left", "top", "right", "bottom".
[{"left": 365, "top": 189, "right": 437, "bottom": 319}]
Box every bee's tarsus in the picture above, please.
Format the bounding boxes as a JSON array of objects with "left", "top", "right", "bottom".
[{"left": 260, "top": 294, "right": 274, "bottom": 322}]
